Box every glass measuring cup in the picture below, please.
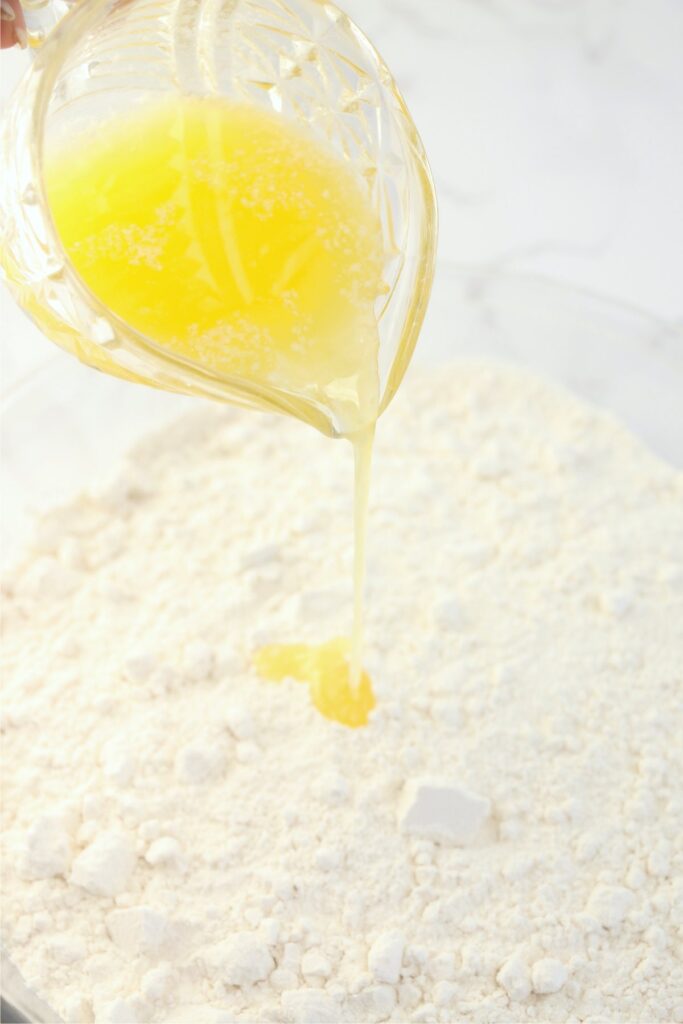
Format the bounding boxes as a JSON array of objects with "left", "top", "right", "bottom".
[{"left": 0, "top": 0, "right": 437, "bottom": 437}]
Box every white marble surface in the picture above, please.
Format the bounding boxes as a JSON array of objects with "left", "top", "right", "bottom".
[
  {"left": 1, "top": 0, "right": 682, "bottom": 545},
  {"left": 341, "top": 0, "right": 683, "bottom": 320}
]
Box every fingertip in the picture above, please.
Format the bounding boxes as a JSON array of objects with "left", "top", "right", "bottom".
[
  {"left": 1, "top": 0, "right": 26, "bottom": 48},
  {"left": 0, "top": 25, "right": 17, "bottom": 49}
]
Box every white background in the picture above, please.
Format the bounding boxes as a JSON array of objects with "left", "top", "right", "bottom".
[{"left": 343, "top": 0, "right": 683, "bottom": 320}]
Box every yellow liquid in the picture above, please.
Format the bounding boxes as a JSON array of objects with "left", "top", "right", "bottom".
[
  {"left": 256, "top": 425, "right": 374, "bottom": 723},
  {"left": 46, "top": 97, "right": 383, "bottom": 433},
  {"left": 254, "top": 638, "right": 375, "bottom": 728},
  {"left": 46, "top": 97, "right": 381, "bottom": 725}
]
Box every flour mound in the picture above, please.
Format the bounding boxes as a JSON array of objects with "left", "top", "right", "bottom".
[{"left": 2, "top": 362, "right": 682, "bottom": 1024}]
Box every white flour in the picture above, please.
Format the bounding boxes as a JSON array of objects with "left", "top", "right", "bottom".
[{"left": 1, "top": 362, "right": 682, "bottom": 1024}]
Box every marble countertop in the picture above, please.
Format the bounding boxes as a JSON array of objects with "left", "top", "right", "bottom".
[{"left": 340, "top": 0, "right": 683, "bottom": 321}]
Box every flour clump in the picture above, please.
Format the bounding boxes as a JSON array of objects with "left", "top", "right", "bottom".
[{"left": 70, "top": 831, "right": 135, "bottom": 897}]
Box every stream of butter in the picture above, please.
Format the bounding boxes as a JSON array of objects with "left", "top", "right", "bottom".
[{"left": 255, "top": 426, "right": 376, "bottom": 726}]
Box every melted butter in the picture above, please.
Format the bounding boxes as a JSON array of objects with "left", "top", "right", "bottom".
[
  {"left": 45, "top": 95, "right": 384, "bottom": 436},
  {"left": 349, "top": 427, "right": 375, "bottom": 688},
  {"left": 253, "top": 428, "right": 376, "bottom": 728},
  {"left": 46, "top": 96, "right": 383, "bottom": 726},
  {"left": 254, "top": 637, "right": 375, "bottom": 728}
]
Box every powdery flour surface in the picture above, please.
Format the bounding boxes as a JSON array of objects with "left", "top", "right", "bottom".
[{"left": 2, "top": 362, "right": 682, "bottom": 1024}]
